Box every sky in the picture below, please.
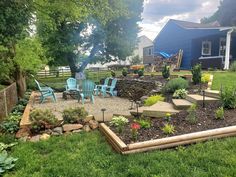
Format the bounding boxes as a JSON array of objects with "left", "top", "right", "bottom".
[{"left": 139, "top": 0, "right": 221, "bottom": 40}]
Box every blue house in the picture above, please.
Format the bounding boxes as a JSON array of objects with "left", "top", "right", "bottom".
[{"left": 153, "top": 19, "right": 236, "bottom": 69}]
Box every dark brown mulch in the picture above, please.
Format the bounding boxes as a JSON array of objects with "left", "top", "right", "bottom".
[{"left": 108, "top": 102, "right": 236, "bottom": 144}]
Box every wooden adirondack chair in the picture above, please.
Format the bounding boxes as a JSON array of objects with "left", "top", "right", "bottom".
[
  {"left": 66, "top": 78, "right": 79, "bottom": 91},
  {"left": 35, "top": 79, "right": 56, "bottom": 103},
  {"left": 100, "top": 78, "right": 117, "bottom": 97},
  {"left": 94, "top": 77, "right": 110, "bottom": 96},
  {"left": 79, "top": 80, "right": 95, "bottom": 105}
]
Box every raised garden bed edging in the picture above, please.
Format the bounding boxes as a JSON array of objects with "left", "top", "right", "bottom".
[{"left": 99, "top": 123, "right": 236, "bottom": 154}]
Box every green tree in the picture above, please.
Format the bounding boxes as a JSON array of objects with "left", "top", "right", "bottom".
[
  {"left": 0, "top": 0, "right": 46, "bottom": 97},
  {"left": 36, "top": 0, "right": 143, "bottom": 76}
]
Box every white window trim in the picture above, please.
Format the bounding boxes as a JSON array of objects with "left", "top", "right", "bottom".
[
  {"left": 201, "top": 41, "right": 212, "bottom": 56},
  {"left": 219, "top": 37, "right": 226, "bottom": 56}
]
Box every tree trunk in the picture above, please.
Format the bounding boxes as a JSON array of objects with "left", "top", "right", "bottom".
[{"left": 15, "top": 67, "right": 26, "bottom": 98}]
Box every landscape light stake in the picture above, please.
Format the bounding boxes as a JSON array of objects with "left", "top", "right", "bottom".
[
  {"left": 101, "top": 108, "right": 106, "bottom": 122},
  {"left": 202, "top": 90, "right": 205, "bottom": 108}
]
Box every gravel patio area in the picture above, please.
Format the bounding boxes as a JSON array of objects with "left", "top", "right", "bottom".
[{"left": 33, "top": 93, "right": 134, "bottom": 121}]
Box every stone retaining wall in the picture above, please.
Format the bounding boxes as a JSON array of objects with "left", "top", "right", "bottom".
[{"left": 0, "top": 83, "right": 18, "bottom": 120}]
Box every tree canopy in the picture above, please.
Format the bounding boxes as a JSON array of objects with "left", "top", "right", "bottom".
[
  {"left": 36, "top": 0, "right": 143, "bottom": 75},
  {"left": 201, "top": 0, "right": 236, "bottom": 26}
]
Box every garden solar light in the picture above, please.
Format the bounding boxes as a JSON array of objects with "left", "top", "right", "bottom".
[{"left": 101, "top": 108, "right": 106, "bottom": 122}]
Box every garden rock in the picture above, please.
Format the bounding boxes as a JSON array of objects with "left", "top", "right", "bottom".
[
  {"left": 40, "top": 133, "right": 50, "bottom": 140},
  {"left": 83, "top": 115, "right": 94, "bottom": 123},
  {"left": 51, "top": 132, "right": 60, "bottom": 136},
  {"left": 88, "top": 120, "right": 99, "bottom": 129},
  {"left": 16, "top": 128, "right": 30, "bottom": 138},
  {"left": 53, "top": 127, "right": 63, "bottom": 134},
  {"left": 63, "top": 124, "right": 83, "bottom": 132},
  {"left": 83, "top": 124, "right": 91, "bottom": 132},
  {"left": 30, "top": 135, "right": 40, "bottom": 142},
  {"left": 72, "top": 129, "right": 82, "bottom": 133}
]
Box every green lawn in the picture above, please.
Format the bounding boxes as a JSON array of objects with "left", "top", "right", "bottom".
[
  {"left": 211, "top": 72, "right": 236, "bottom": 90},
  {"left": 2, "top": 131, "right": 236, "bottom": 177}
]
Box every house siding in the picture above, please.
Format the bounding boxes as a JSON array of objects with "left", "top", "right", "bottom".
[{"left": 154, "top": 20, "right": 227, "bottom": 69}]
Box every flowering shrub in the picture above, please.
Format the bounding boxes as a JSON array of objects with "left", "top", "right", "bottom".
[
  {"left": 201, "top": 73, "right": 211, "bottom": 83},
  {"left": 110, "top": 116, "right": 129, "bottom": 133},
  {"left": 131, "top": 123, "right": 141, "bottom": 141}
]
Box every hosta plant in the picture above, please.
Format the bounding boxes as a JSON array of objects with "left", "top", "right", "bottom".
[
  {"left": 110, "top": 116, "right": 129, "bottom": 133},
  {"left": 173, "top": 89, "right": 188, "bottom": 99}
]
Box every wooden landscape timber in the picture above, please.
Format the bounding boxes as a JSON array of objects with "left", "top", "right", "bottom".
[{"left": 99, "top": 123, "right": 236, "bottom": 154}]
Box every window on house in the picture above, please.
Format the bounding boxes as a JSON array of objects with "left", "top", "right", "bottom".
[
  {"left": 148, "top": 48, "right": 152, "bottom": 55},
  {"left": 219, "top": 38, "right": 226, "bottom": 56},
  {"left": 201, "top": 41, "right": 211, "bottom": 55}
]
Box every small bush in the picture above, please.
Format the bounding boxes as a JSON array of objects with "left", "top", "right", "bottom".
[
  {"left": 220, "top": 87, "right": 236, "bottom": 109},
  {"left": 110, "top": 116, "right": 129, "bottom": 133},
  {"left": 122, "top": 68, "right": 128, "bottom": 76},
  {"left": 191, "top": 64, "right": 202, "bottom": 84},
  {"left": 186, "top": 104, "right": 197, "bottom": 124},
  {"left": 144, "top": 94, "right": 165, "bottom": 106},
  {"left": 173, "top": 89, "right": 188, "bottom": 99},
  {"left": 163, "top": 78, "right": 189, "bottom": 93},
  {"left": 111, "top": 70, "right": 116, "bottom": 77},
  {"left": 137, "top": 69, "right": 144, "bottom": 77},
  {"left": 0, "top": 114, "right": 22, "bottom": 134},
  {"left": 215, "top": 107, "right": 224, "bottom": 119},
  {"left": 12, "top": 104, "right": 25, "bottom": 113},
  {"left": 230, "top": 61, "right": 236, "bottom": 72},
  {"left": 162, "top": 123, "right": 175, "bottom": 134},
  {"left": 162, "top": 64, "right": 170, "bottom": 79},
  {"left": 201, "top": 73, "right": 211, "bottom": 83},
  {"left": 136, "top": 119, "right": 151, "bottom": 129},
  {"left": 62, "top": 107, "right": 88, "bottom": 124}
]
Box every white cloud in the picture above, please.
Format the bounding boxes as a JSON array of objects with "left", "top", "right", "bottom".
[{"left": 140, "top": 0, "right": 220, "bottom": 40}]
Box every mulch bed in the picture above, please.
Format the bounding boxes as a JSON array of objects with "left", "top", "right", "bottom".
[{"left": 108, "top": 102, "right": 236, "bottom": 144}]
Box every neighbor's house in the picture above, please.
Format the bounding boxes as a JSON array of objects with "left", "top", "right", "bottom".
[
  {"left": 133, "top": 35, "right": 153, "bottom": 61},
  {"left": 145, "top": 19, "right": 236, "bottom": 69}
]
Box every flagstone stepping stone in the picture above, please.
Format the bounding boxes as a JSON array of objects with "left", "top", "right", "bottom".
[
  {"left": 172, "top": 99, "right": 193, "bottom": 110},
  {"left": 186, "top": 94, "right": 219, "bottom": 104},
  {"left": 63, "top": 124, "right": 83, "bottom": 132},
  {"left": 201, "top": 90, "right": 220, "bottom": 99},
  {"left": 131, "top": 101, "right": 179, "bottom": 118}
]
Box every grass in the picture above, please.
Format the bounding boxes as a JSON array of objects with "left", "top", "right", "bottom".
[
  {"left": 211, "top": 71, "right": 236, "bottom": 90},
  {"left": 2, "top": 131, "right": 236, "bottom": 177}
]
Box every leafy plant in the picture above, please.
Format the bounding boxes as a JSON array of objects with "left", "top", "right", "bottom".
[
  {"left": 137, "top": 69, "right": 144, "bottom": 77},
  {"left": 162, "top": 64, "right": 170, "bottom": 79},
  {"left": 131, "top": 123, "right": 141, "bottom": 141},
  {"left": 230, "top": 61, "right": 236, "bottom": 72},
  {"left": 18, "top": 98, "right": 28, "bottom": 106},
  {"left": 173, "top": 89, "right": 188, "bottom": 99},
  {"left": 0, "top": 150, "right": 18, "bottom": 175},
  {"left": 162, "top": 123, "right": 175, "bottom": 135},
  {"left": 30, "top": 109, "right": 57, "bottom": 125},
  {"left": 111, "top": 70, "right": 116, "bottom": 78},
  {"left": 215, "top": 107, "right": 224, "bottom": 119},
  {"left": 0, "top": 142, "right": 17, "bottom": 175},
  {"left": 186, "top": 104, "right": 197, "bottom": 124},
  {"left": 62, "top": 107, "right": 88, "bottom": 124},
  {"left": 122, "top": 67, "right": 128, "bottom": 76},
  {"left": 220, "top": 86, "right": 236, "bottom": 109},
  {"left": 165, "top": 113, "right": 172, "bottom": 122},
  {"left": 191, "top": 64, "right": 202, "bottom": 84},
  {"left": 163, "top": 78, "right": 189, "bottom": 93},
  {"left": 144, "top": 94, "right": 164, "bottom": 106},
  {"left": 12, "top": 104, "right": 25, "bottom": 113},
  {"left": 201, "top": 73, "right": 211, "bottom": 83},
  {"left": 136, "top": 119, "right": 151, "bottom": 129},
  {"left": 0, "top": 121, "right": 19, "bottom": 134},
  {"left": 110, "top": 116, "right": 129, "bottom": 133}
]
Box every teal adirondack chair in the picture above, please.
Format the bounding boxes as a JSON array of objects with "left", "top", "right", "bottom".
[
  {"left": 101, "top": 78, "right": 117, "bottom": 97},
  {"left": 79, "top": 80, "right": 95, "bottom": 105},
  {"left": 66, "top": 78, "right": 79, "bottom": 91},
  {"left": 94, "top": 77, "right": 110, "bottom": 96},
  {"left": 35, "top": 79, "right": 56, "bottom": 103}
]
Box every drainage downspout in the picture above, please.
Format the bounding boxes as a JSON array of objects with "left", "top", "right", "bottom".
[{"left": 224, "top": 29, "right": 234, "bottom": 70}]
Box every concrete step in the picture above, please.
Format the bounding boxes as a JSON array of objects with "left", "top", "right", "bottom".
[
  {"left": 185, "top": 94, "right": 219, "bottom": 104},
  {"left": 172, "top": 99, "right": 193, "bottom": 110},
  {"left": 130, "top": 101, "right": 179, "bottom": 118},
  {"left": 200, "top": 90, "right": 220, "bottom": 99}
]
